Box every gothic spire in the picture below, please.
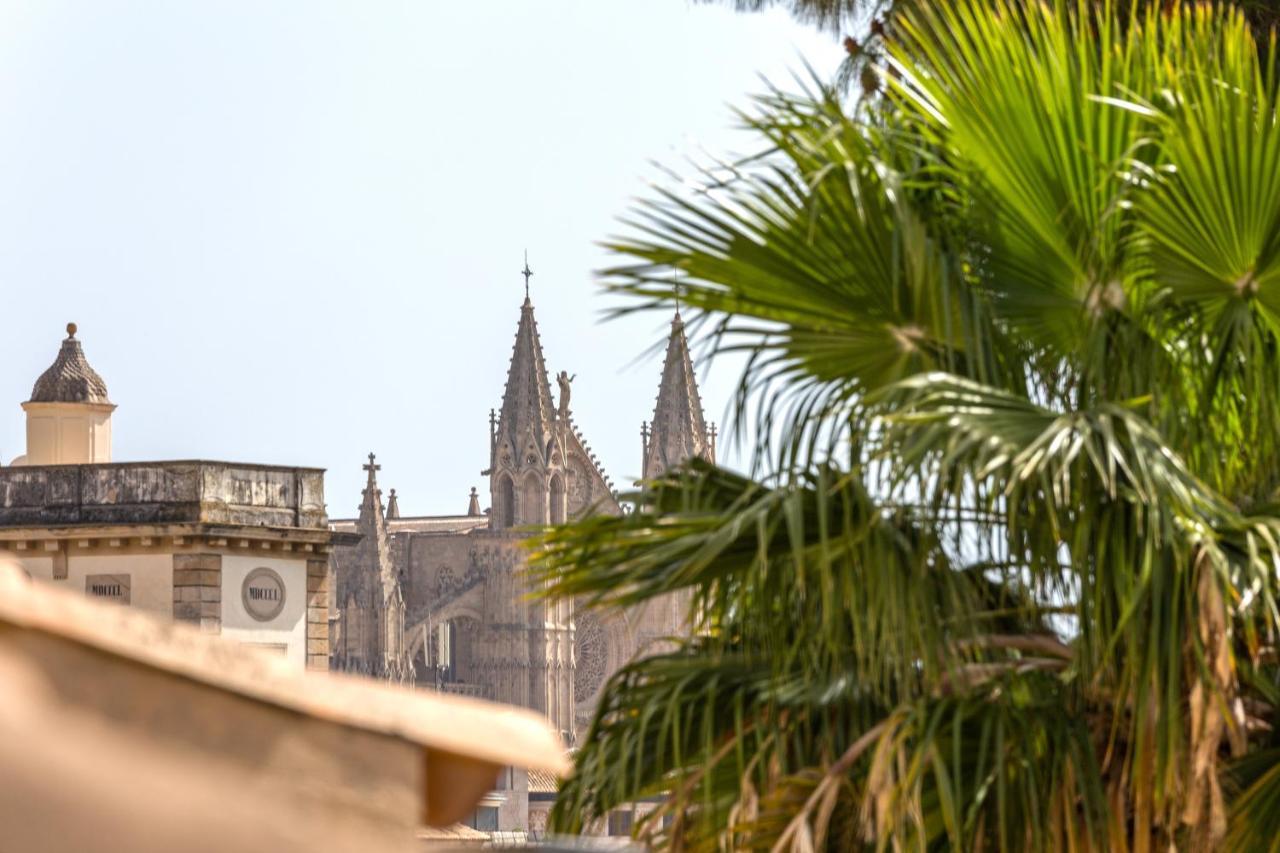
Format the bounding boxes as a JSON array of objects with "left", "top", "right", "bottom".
[
  {"left": 356, "top": 453, "right": 398, "bottom": 602},
  {"left": 643, "top": 312, "right": 713, "bottom": 479},
  {"left": 334, "top": 453, "right": 410, "bottom": 683},
  {"left": 493, "top": 292, "right": 557, "bottom": 469},
  {"left": 386, "top": 488, "right": 400, "bottom": 520}
]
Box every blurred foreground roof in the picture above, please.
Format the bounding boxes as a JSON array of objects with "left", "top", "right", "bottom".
[{"left": 0, "top": 561, "right": 569, "bottom": 853}]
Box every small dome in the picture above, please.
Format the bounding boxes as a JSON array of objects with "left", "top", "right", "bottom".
[{"left": 29, "top": 324, "right": 111, "bottom": 404}]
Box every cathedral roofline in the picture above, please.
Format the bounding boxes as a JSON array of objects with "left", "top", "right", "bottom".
[{"left": 328, "top": 514, "right": 489, "bottom": 537}]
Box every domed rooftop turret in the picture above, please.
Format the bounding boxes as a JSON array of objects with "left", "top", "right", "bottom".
[{"left": 29, "top": 323, "right": 111, "bottom": 405}]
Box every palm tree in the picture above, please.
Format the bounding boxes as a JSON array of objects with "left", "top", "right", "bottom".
[
  {"left": 699, "top": 0, "right": 1280, "bottom": 36},
  {"left": 530, "top": 1, "right": 1280, "bottom": 849},
  {"left": 697, "top": 0, "right": 869, "bottom": 32},
  {"left": 698, "top": 1, "right": 1280, "bottom": 96}
]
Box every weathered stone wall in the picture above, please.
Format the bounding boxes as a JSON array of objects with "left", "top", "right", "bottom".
[
  {"left": 401, "top": 532, "right": 483, "bottom": 627},
  {"left": 0, "top": 461, "right": 327, "bottom": 528}
]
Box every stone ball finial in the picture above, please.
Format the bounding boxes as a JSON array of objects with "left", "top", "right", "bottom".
[{"left": 29, "top": 322, "right": 109, "bottom": 404}]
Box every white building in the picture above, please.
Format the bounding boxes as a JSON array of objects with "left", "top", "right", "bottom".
[{"left": 0, "top": 324, "right": 345, "bottom": 669}]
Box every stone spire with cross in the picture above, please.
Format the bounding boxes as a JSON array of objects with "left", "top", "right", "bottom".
[
  {"left": 332, "top": 453, "right": 410, "bottom": 682},
  {"left": 488, "top": 263, "right": 559, "bottom": 528},
  {"left": 486, "top": 256, "right": 621, "bottom": 528},
  {"left": 357, "top": 453, "right": 396, "bottom": 599}
]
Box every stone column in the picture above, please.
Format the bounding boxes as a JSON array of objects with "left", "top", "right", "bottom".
[
  {"left": 306, "top": 558, "right": 331, "bottom": 671},
  {"left": 173, "top": 554, "right": 222, "bottom": 634}
]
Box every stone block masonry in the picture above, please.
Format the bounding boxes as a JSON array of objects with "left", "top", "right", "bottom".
[
  {"left": 306, "top": 558, "right": 330, "bottom": 670},
  {"left": 173, "top": 554, "right": 222, "bottom": 634}
]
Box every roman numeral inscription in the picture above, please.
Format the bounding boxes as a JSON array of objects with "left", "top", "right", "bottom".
[
  {"left": 241, "top": 567, "right": 286, "bottom": 621},
  {"left": 85, "top": 574, "right": 131, "bottom": 605}
]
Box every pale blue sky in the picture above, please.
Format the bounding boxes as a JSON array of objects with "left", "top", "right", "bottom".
[{"left": 0, "top": 1, "right": 842, "bottom": 516}]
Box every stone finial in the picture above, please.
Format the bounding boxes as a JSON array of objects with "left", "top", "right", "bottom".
[
  {"left": 386, "top": 488, "right": 401, "bottom": 520},
  {"left": 29, "top": 323, "right": 110, "bottom": 404},
  {"left": 467, "top": 487, "right": 482, "bottom": 517}
]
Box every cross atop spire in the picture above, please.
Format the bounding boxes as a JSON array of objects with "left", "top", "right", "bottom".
[
  {"left": 521, "top": 250, "right": 534, "bottom": 300},
  {"left": 345, "top": 453, "right": 401, "bottom": 656},
  {"left": 362, "top": 452, "right": 383, "bottom": 499}
]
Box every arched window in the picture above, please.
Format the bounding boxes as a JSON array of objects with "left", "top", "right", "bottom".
[
  {"left": 549, "top": 474, "right": 566, "bottom": 525},
  {"left": 496, "top": 475, "right": 515, "bottom": 528},
  {"left": 436, "top": 621, "right": 456, "bottom": 679},
  {"left": 522, "top": 474, "right": 545, "bottom": 525},
  {"left": 440, "top": 617, "right": 478, "bottom": 683},
  {"left": 386, "top": 607, "right": 402, "bottom": 658}
]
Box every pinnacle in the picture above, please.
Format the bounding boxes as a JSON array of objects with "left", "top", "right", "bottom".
[
  {"left": 350, "top": 454, "right": 399, "bottom": 605},
  {"left": 493, "top": 295, "right": 557, "bottom": 467},
  {"left": 644, "top": 310, "right": 712, "bottom": 479}
]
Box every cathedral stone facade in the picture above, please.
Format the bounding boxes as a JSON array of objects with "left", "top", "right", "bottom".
[{"left": 328, "top": 291, "right": 714, "bottom": 743}]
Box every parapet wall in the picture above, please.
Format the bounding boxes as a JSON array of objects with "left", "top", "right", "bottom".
[{"left": 0, "top": 461, "right": 327, "bottom": 529}]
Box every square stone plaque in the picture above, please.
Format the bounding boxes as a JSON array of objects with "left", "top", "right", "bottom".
[{"left": 85, "top": 573, "right": 131, "bottom": 605}]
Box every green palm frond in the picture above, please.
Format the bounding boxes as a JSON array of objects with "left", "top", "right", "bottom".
[
  {"left": 887, "top": 1, "right": 1154, "bottom": 355},
  {"left": 535, "top": 1, "right": 1280, "bottom": 848},
  {"left": 532, "top": 460, "right": 1010, "bottom": 707},
  {"left": 1225, "top": 749, "right": 1280, "bottom": 851},
  {"left": 602, "top": 82, "right": 1016, "bottom": 471}
]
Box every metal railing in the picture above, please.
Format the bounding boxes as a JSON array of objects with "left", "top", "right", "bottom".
[{"left": 429, "top": 681, "right": 494, "bottom": 700}]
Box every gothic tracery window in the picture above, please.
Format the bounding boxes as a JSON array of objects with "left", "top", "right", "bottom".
[
  {"left": 574, "top": 610, "right": 608, "bottom": 701},
  {"left": 567, "top": 455, "right": 592, "bottom": 513}
]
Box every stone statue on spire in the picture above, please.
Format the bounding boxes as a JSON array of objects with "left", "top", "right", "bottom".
[{"left": 556, "top": 371, "right": 575, "bottom": 421}]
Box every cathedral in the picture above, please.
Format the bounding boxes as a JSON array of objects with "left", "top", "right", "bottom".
[{"left": 328, "top": 275, "right": 715, "bottom": 743}]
